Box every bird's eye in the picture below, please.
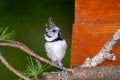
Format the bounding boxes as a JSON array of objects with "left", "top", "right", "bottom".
[{"left": 52, "top": 30, "right": 56, "bottom": 32}]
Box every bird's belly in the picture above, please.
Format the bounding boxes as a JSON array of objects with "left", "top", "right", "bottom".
[
  {"left": 45, "top": 42, "right": 66, "bottom": 61},
  {"left": 47, "top": 46, "right": 65, "bottom": 61}
]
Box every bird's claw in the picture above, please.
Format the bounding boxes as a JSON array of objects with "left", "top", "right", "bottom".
[{"left": 51, "top": 71, "right": 68, "bottom": 80}]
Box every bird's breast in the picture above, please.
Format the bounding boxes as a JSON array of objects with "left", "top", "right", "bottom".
[{"left": 45, "top": 40, "right": 67, "bottom": 61}]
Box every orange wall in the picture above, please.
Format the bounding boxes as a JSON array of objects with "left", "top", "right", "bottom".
[{"left": 71, "top": 0, "right": 120, "bottom": 66}]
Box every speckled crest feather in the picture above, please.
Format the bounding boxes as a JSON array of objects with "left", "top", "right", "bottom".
[{"left": 49, "top": 17, "right": 56, "bottom": 28}]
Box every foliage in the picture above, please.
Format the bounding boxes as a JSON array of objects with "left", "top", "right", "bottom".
[
  {"left": 0, "top": 27, "right": 51, "bottom": 80},
  {"left": 18, "top": 56, "right": 51, "bottom": 80},
  {"left": 0, "top": 27, "right": 15, "bottom": 42}
]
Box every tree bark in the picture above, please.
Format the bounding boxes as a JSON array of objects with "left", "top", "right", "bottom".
[{"left": 40, "top": 66, "right": 120, "bottom": 80}]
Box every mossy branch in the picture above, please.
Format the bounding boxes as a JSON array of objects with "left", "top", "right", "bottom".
[{"left": 41, "top": 66, "right": 120, "bottom": 80}]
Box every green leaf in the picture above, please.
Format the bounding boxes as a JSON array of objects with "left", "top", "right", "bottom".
[
  {"left": 0, "top": 27, "right": 15, "bottom": 42},
  {"left": 19, "top": 56, "right": 51, "bottom": 80}
]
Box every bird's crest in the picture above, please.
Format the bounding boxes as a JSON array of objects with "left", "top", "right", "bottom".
[{"left": 48, "top": 17, "right": 56, "bottom": 28}]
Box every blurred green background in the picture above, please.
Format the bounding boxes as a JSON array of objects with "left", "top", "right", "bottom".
[{"left": 0, "top": 0, "right": 74, "bottom": 79}]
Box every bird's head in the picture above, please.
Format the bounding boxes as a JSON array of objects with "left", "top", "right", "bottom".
[{"left": 45, "top": 17, "right": 62, "bottom": 42}]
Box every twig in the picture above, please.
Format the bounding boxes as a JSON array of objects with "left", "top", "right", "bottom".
[
  {"left": 34, "top": 74, "right": 38, "bottom": 80},
  {"left": 0, "top": 52, "right": 30, "bottom": 80},
  {"left": 80, "top": 29, "right": 120, "bottom": 67},
  {"left": 34, "top": 58, "right": 42, "bottom": 68},
  {"left": 0, "top": 41, "right": 72, "bottom": 72}
]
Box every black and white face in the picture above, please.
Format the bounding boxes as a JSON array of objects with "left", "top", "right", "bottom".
[
  {"left": 45, "top": 27, "right": 60, "bottom": 38},
  {"left": 45, "top": 26, "right": 61, "bottom": 41},
  {"left": 44, "top": 17, "right": 62, "bottom": 42}
]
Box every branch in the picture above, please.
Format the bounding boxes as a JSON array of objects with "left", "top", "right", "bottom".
[
  {"left": 0, "top": 41, "right": 72, "bottom": 72},
  {"left": 0, "top": 52, "right": 30, "bottom": 80},
  {"left": 80, "top": 29, "right": 120, "bottom": 67},
  {"left": 41, "top": 66, "right": 120, "bottom": 80}
]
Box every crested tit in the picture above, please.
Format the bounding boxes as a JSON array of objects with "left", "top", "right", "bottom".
[{"left": 44, "top": 17, "right": 67, "bottom": 68}]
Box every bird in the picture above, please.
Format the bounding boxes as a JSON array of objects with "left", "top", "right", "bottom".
[{"left": 44, "top": 17, "right": 68, "bottom": 79}]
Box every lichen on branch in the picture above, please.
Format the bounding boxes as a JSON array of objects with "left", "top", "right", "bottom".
[{"left": 80, "top": 29, "right": 120, "bottom": 67}]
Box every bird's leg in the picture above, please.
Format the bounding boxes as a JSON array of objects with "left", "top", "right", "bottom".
[
  {"left": 53, "top": 60, "right": 59, "bottom": 67},
  {"left": 51, "top": 60, "right": 59, "bottom": 74},
  {"left": 57, "top": 70, "right": 68, "bottom": 80},
  {"left": 51, "top": 70, "right": 68, "bottom": 80},
  {"left": 58, "top": 62, "right": 63, "bottom": 70},
  {"left": 51, "top": 61, "right": 68, "bottom": 80},
  {"left": 58, "top": 63, "right": 68, "bottom": 80}
]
